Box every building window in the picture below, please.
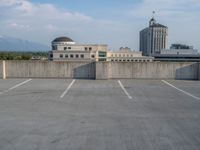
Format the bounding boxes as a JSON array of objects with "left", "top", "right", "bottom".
[
  {"left": 76, "top": 54, "right": 79, "bottom": 58},
  {"left": 52, "top": 45, "right": 57, "bottom": 50},
  {"left": 91, "top": 55, "right": 95, "bottom": 58},
  {"left": 98, "top": 51, "right": 107, "bottom": 57},
  {"left": 89, "top": 47, "right": 92, "bottom": 51},
  {"left": 50, "top": 54, "right": 53, "bottom": 58},
  {"left": 98, "top": 58, "right": 106, "bottom": 61},
  {"left": 64, "top": 47, "right": 67, "bottom": 50},
  {"left": 85, "top": 47, "right": 88, "bottom": 51},
  {"left": 111, "top": 59, "right": 114, "bottom": 61},
  {"left": 60, "top": 54, "right": 63, "bottom": 58},
  {"left": 68, "top": 47, "right": 71, "bottom": 50},
  {"left": 70, "top": 54, "right": 74, "bottom": 58},
  {"left": 81, "top": 54, "right": 84, "bottom": 58},
  {"left": 65, "top": 54, "right": 68, "bottom": 58}
]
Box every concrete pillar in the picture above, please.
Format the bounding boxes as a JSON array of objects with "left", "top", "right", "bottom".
[{"left": 3, "top": 60, "right": 6, "bottom": 79}]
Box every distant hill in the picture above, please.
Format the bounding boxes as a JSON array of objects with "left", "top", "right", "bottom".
[{"left": 0, "top": 35, "right": 50, "bottom": 51}]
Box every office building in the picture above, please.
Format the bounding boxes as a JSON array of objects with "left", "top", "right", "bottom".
[
  {"left": 161, "top": 44, "right": 198, "bottom": 55},
  {"left": 154, "top": 44, "right": 200, "bottom": 62},
  {"left": 140, "top": 16, "right": 168, "bottom": 56},
  {"left": 107, "top": 47, "right": 153, "bottom": 62},
  {"left": 49, "top": 36, "right": 108, "bottom": 61}
]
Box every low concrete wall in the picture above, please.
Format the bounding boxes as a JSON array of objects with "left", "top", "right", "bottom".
[
  {"left": 1, "top": 61, "right": 200, "bottom": 80},
  {"left": 5, "top": 61, "right": 95, "bottom": 79},
  {"left": 96, "top": 62, "right": 199, "bottom": 80},
  {"left": 199, "top": 63, "right": 200, "bottom": 80},
  {"left": 0, "top": 61, "right": 2, "bottom": 78}
]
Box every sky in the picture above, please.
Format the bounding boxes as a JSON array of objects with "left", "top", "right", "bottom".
[{"left": 0, "top": 0, "right": 200, "bottom": 51}]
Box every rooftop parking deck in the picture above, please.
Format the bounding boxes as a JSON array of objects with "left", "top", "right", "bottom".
[{"left": 0, "top": 79, "right": 200, "bottom": 150}]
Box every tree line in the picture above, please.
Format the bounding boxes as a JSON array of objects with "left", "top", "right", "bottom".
[{"left": 0, "top": 51, "right": 48, "bottom": 60}]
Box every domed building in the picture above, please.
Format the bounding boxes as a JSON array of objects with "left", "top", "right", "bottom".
[
  {"left": 52, "top": 37, "right": 75, "bottom": 51},
  {"left": 49, "top": 36, "right": 108, "bottom": 61},
  {"left": 52, "top": 36, "right": 74, "bottom": 43}
]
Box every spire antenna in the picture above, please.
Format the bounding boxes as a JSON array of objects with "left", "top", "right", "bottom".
[{"left": 152, "top": 11, "right": 155, "bottom": 18}]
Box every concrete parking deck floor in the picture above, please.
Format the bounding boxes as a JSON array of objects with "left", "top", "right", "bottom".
[{"left": 0, "top": 79, "right": 200, "bottom": 150}]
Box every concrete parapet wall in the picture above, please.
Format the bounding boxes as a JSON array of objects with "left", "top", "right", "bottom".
[
  {"left": 0, "top": 61, "right": 2, "bottom": 78},
  {"left": 1, "top": 61, "right": 200, "bottom": 80},
  {"left": 5, "top": 61, "right": 95, "bottom": 79},
  {"left": 198, "top": 63, "right": 200, "bottom": 80},
  {"left": 96, "top": 62, "right": 199, "bottom": 80}
]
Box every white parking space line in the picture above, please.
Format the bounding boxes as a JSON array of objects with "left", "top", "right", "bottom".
[
  {"left": 118, "top": 80, "right": 132, "bottom": 100},
  {"left": 0, "top": 79, "right": 32, "bottom": 95},
  {"left": 162, "top": 80, "right": 200, "bottom": 101},
  {"left": 60, "top": 79, "right": 76, "bottom": 99}
]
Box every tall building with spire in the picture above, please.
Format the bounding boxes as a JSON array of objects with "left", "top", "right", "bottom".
[{"left": 140, "top": 13, "right": 168, "bottom": 56}]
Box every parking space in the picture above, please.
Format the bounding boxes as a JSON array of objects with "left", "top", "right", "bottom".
[
  {"left": 163, "top": 80, "right": 200, "bottom": 98},
  {"left": 0, "top": 79, "right": 29, "bottom": 92},
  {"left": 0, "top": 79, "right": 200, "bottom": 150}
]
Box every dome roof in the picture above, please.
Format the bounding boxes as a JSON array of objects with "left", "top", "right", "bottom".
[{"left": 52, "top": 36, "right": 73, "bottom": 43}]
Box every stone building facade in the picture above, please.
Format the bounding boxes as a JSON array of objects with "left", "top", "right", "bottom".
[
  {"left": 49, "top": 37, "right": 154, "bottom": 62},
  {"left": 140, "top": 17, "right": 168, "bottom": 56},
  {"left": 107, "top": 47, "right": 153, "bottom": 62},
  {"left": 49, "top": 37, "right": 107, "bottom": 62}
]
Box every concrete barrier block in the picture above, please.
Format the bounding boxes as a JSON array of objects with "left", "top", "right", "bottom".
[
  {"left": 111, "top": 62, "right": 132, "bottom": 79},
  {"left": 174, "top": 63, "right": 198, "bottom": 80},
  {"left": 5, "top": 61, "right": 95, "bottom": 79},
  {"left": 96, "top": 62, "right": 199, "bottom": 80},
  {"left": 95, "top": 62, "right": 108, "bottom": 79}
]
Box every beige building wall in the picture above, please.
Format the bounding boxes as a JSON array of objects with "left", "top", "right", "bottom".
[
  {"left": 50, "top": 43, "right": 108, "bottom": 62},
  {"left": 107, "top": 47, "right": 153, "bottom": 62},
  {"left": 50, "top": 37, "right": 154, "bottom": 62},
  {"left": 54, "top": 44, "right": 107, "bottom": 52}
]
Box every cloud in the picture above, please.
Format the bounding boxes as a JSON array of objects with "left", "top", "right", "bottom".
[
  {"left": 0, "top": 0, "right": 199, "bottom": 50},
  {"left": 129, "top": 0, "right": 200, "bottom": 50},
  {"left": 0, "top": 0, "right": 92, "bottom": 20},
  {"left": 0, "top": 0, "right": 23, "bottom": 6},
  {"left": 0, "top": 0, "right": 97, "bottom": 43},
  {"left": 0, "top": 0, "right": 122, "bottom": 48},
  {"left": 10, "top": 22, "right": 30, "bottom": 29},
  {"left": 130, "top": 0, "right": 200, "bottom": 20}
]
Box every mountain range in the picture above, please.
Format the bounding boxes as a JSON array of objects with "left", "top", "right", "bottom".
[{"left": 0, "top": 36, "right": 50, "bottom": 51}]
